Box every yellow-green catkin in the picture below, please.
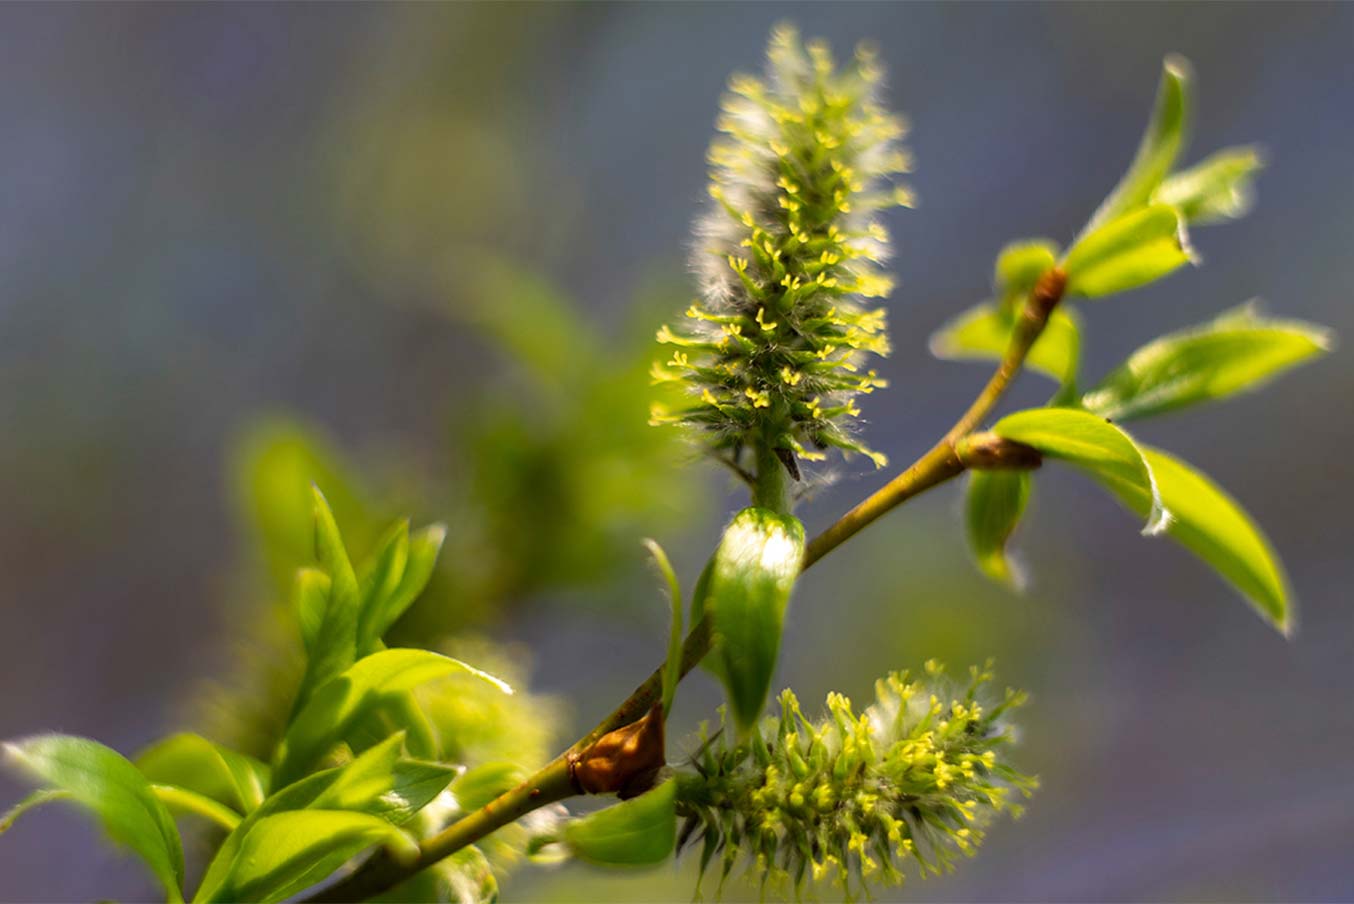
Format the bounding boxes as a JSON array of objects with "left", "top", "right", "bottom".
[
  {"left": 651, "top": 25, "right": 913, "bottom": 481},
  {"left": 674, "top": 662, "right": 1036, "bottom": 900}
]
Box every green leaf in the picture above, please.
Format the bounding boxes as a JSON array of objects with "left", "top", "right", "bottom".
[
  {"left": 374, "top": 846, "right": 498, "bottom": 904},
  {"left": 563, "top": 779, "right": 677, "bottom": 866},
  {"left": 1063, "top": 203, "right": 1195, "bottom": 299},
  {"left": 232, "top": 419, "right": 371, "bottom": 592},
  {"left": 136, "top": 733, "right": 270, "bottom": 815},
  {"left": 702, "top": 508, "right": 806, "bottom": 732},
  {"left": 195, "top": 770, "right": 342, "bottom": 901},
  {"left": 274, "top": 648, "right": 510, "bottom": 787},
  {"left": 1103, "top": 446, "right": 1292, "bottom": 634},
  {"left": 364, "top": 523, "right": 447, "bottom": 643},
  {"left": 994, "top": 239, "right": 1059, "bottom": 299},
  {"left": 965, "top": 471, "right": 1032, "bottom": 590},
  {"left": 1153, "top": 146, "right": 1264, "bottom": 225},
  {"left": 641, "top": 538, "right": 683, "bottom": 717},
  {"left": 991, "top": 407, "right": 1169, "bottom": 535},
  {"left": 206, "top": 809, "right": 417, "bottom": 903},
  {"left": 292, "top": 567, "right": 331, "bottom": 656},
  {"left": 344, "top": 691, "right": 440, "bottom": 761},
  {"left": 309, "top": 733, "right": 456, "bottom": 826},
  {"left": 451, "top": 761, "right": 526, "bottom": 812},
  {"left": 0, "top": 788, "right": 70, "bottom": 834},
  {"left": 439, "top": 847, "right": 498, "bottom": 904},
  {"left": 150, "top": 785, "right": 242, "bottom": 832},
  {"left": 930, "top": 301, "right": 1082, "bottom": 392},
  {"left": 1082, "top": 56, "right": 1191, "bottom": 236},
  {"left": 1081, "top": 303, "right": 1332, "bottom": 421},
  {"left": 687, "top": 556, "right": 729, "bottom": 684},
  {"left": 355, "top": 519, "right": 411, "bottom": 656},
  {"left": 197, "top": 738, "right": 454, "bottom": 901},
  {"left": 4, "top": 734, "right": 185, "bottom": 902},
  {"left": 291, "top": 487, "right": 364, "bottom": 718}
]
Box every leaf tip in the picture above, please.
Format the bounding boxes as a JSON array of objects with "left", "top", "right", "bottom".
[
  {"left": 423, "top": 522, "right": 449, "bottom": 547},
  {"left": 1141, "top": 503, "right": 1175, "bottom": 537},
  {"left": 1162, "top": 52, "right": 1193, "bottom": 84}
]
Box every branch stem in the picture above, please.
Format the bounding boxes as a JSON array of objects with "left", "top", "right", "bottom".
[
  {"left": 805, "top": 266, "right": 1065, "bottom": 567},
  {"left": 308, "top": 268, "right": 1065, "bottom": 902}
]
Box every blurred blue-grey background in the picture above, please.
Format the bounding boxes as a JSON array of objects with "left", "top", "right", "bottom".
[{"left": 2, "top": 3, "right": 1352, "bottom": 901}]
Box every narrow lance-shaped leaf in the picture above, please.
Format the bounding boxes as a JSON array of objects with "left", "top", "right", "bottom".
[
  {"left": 700, "top": 507, "right": 806, "bottom": 732},
  {"left": 1081, "top": 302, "right": 1332, "bottom": 421},
  {"left": 364, "top": 523, "right": 447, "bottom": 643},
  {"left": 344, "top": 690, "right": 440, "bottom": 761},
  {"left": 3, "top": 735, "right": 185, "bottom": 902},
  {"left": 291, "top": 487, "right": 363, "bottom": 717},
  {"left": 354, "top": 519, "right": 411, "bottom": 655},
  {"left": 274, "top": 648, "right": 510, "bottom": 787},
  {"left": 205, "top": 809, "right": 418, "bottom": 903},
  {"left": 149, "top": 785, "right": 242, "bottom": 832},
  {"left": 309, "top": 733, "right": 457, "bottom": 826},
  {"left": 197, "top": 736, "right": 457, "bottom": 901},
  {"left": 451, "top": 761, "right": 527, "bottom": 812},
  {"left": 930, "top": 301, "right": 1082, "bottom": 393},
  {"left": 1103, "top": 445, "right": 1293, "bottom": 635},
  {"left": 991, "top": 407, "right": 1170, "bottom": 535},
  {"left": 1063, "top": 203, "right": 1195, "bottom": 299},
  {"left": 1081, "top": 56, "right": 1191, "bottom": 237},
  {"left": 965, "top": 470, "right": 1032, "bottom": 590},
  {"left": 195, "top": 770, "right": 343, "bottom": 902},
  {"left": 563, "top": 779, "right": 677, "bottom": 866},
  {"left": 136, "top": 733, "right": 271, "bottom": 815},
  {"left": 0, "top": 788, "right": 70, "bottom": 834},
  {"left": 641, "top": 538, "right": 684, "bottom": 717},
  {"left": 1153, "top": 146, "right": 1264, "bottom": 225},
  {"left": 373, "top": 845, "right": 498, "bottom": 904},
  {"left": 292, "top": 567, "right": 331, "bottom": 656}
]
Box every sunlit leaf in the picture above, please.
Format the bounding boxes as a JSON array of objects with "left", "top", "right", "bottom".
[
  {"left": 701, "top": 508, "right": 805, "bottom": 732},
  {"left": 641, "top": 538, "right": 684, "bottom": 717},
  {"left": 930, "top": 301, "right": 1082, "bottom": 391},
  {"left": 204, "top": 809, "right": 417, "bottom": 903},
  {"left": 197, "top": 735, "right": 456, "bottom": 901},
  {"left": 374, "top": 845, "right": 497, "bottom": 904},
  {"left": 563, "top": 779, "right": 677, "bottom": 866},
  {"left": 150, "top": 785, "right": 242, "bottom": 832},
  {"left": 232, "top": 420, "right": 371, "bottom": 591},
  {"left": 1063, "top": 203, "right": 1195, "bottom": 299},
  {"left": 364, "top": 523, "right": 447, "bottom": 643},
  {"left": 4, "top": 734, "right": 185, "bottom": 902},
  {"left": 194, "top": 770, "right": 340, "bottom": 902},
  {"left": 1104, "top": 446, "right": 1292, "bottom": 634},
  {"left": 965, "top": 471, "right": 1032, "bottom": 590},
  {"left": 1081, "top": 303, "right": 1331, "bottom": 421},
  {"left": 292, "top": 567, "right": 331, "bottom": 656},
  {"left": 355, "top": 519, "right": 411, "bottom": 656},
  {"left": 137, "top": 734, "right": 270, "bottom": 816},
  {"left": 1153, "top": 146, "right": 1263, "bottom": 225},
  {"left": 1081, "top": 56, "right": 1191, "bottom": 236},
  {"left": 994, "top": 239, "right": 1059, "bottom": 299},
  {"left": 309, "top": 733, "right": 456, "bottom": 826},
  {"left": 451, "top": 761, "right": 527, "bottom": 812},
  {"left": 344, "top": 691, "right": 439, "bottom": 762},
  {"left": 291, "top": 487, "right": 363, "bottom": 717},
  {"left": 275, "top": 649, "right": 510, "bottom": 787},
  {"left": 991, "top": 407, "right": 1169, "bottom": 535},
  {"left": 0, "top": 788, "right": 70, "bottom": 834}
]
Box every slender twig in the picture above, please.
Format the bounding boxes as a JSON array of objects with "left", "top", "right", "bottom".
[
  {"left": 307, "top": 270, "right": 1065, "bottom": 903},
  {"left": 803, "top": 267, "right": 1065, "bottom": 568}
]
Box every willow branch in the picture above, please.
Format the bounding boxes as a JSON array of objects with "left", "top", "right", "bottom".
[
  {"left": 308, "top": 268, "right": 1065, "bottom": 903},
  {"left": 803, "top": 266, "right": 1065, "bottom": 567}
]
